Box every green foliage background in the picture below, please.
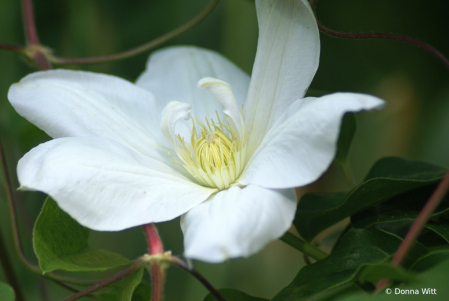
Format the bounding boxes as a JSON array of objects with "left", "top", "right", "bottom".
[{"left": 0, "top": 0, "right": 449, "bottom": 300}]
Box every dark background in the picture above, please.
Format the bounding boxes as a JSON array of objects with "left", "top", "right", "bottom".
[{"left": 0, "top": 0, "right": 448, "bottom": 300}]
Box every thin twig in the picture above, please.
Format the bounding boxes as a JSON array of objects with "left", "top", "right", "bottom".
[
  {"left": 50, "top": 0, "right": 219, "bottom": 65},
  {"left": 171, "top": 257, "right": 226, "bottom": 301},
  {"left": 0, "top": 43, "right": 24, "bottom": 53},
  {"left": 310, "top": 0, "right": 449, "bottom": 69},
  {"left": 375, "top": 170, "right": 449, "bottom": 291},
  {"left": 62, "top": 260, "right": 143, "bottom": 301}
]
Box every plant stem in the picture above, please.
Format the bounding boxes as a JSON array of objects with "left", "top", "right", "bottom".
[
  {"left": 170, "top": 257, "right": 226, "bottom": 301},
  {"left": 309, "top": 0, "right": 449, "bottom": 69},
  {"left": 0, "top": 43, "right": 24, "bottom": 53},
  {"left": 375, "top": 170, "right": 449, "bottom": 291},
  {"left": 0, "top": 226, "right": 25, "bottom": 301},
  {"left": 143, "top": 224, "right": 165, "bottom": 301},
  {"left": 280, "top": 232, "right": 328, "bottom": 261},
  {"left": 22, "top": 0, "right": 39, "bottom": 45},
  {"left": 50, "top": 0, "right": 219, "bottom": 65},
  {"left": 62, "top": 260, "right": 143, "bottom": 301}
]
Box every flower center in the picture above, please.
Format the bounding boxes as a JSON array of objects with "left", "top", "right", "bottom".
[{"left": 176, "top": 115, "right": 247, "bottom": 190}]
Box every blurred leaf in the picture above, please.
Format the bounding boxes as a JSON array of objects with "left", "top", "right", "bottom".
[
  {"left": 426, "top": 219, "right": 449, "bottom": 243},
  {"left": 272, "top": 228, "right": 426, "bottom": 301},
  {"left": 335, "top": 113, "right": 357, "bottom": 165},
  {"left": 33, "top": 198, "right": 130, "bottom": 273},
  {"left": 356, "top": 263, "right": 415, "bottom": 283},
  {"left": 204, "top": 288, "right": 268, "bottom": 301},
  {"left": 99, "top": 269, "right": 145, "bottom": 301},
  {"left": 410, "top": 250, "right": 449, "bottom": 273},
  {"left": 131, "top": 281, "right": 152, "bottom": 301},
  {"left": 339, "top": 259, "right": 449, "bottom": 301},
  {"left": 0, "top": 282, "right": 15, "bottom": 301},
  {"left": 351, "top": 185, "right": 449, "bottom": 229},
  {"left": 294, "top": 157, "right": 447, "bottom": 241}
]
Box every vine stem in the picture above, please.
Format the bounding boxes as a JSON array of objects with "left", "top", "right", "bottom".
[
  {"left": 62, "top": 260, "right": 144, "bottom": 301},
  {"left": 0, "top": 43, "right": 24, "bottom": 53},
  {"left": 50, "top": 0, "right": 219, "bottom": 65},
  {"left": 375, "top": 170, "right": 449, "bottom": 291},
  {"left": 143, "top": 224, "right": 165, "bottom": 301},
  {"left": 309, "top": 0, "right": 449, "bottom": 69},
  {"left": 22, "top": 0, "right": 39, "bottom": 45},
  {"left": 170, "top": 257, "right": 226, "bottom": 301},
  {"left": 280, "top": 232, "right": 328, "bottom": 261}
]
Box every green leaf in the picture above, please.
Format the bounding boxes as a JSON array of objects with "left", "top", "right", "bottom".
[
  {"left": 131, "top": 281, "right": 152, "bottom": 301},
  {"left": 272, "top": 228, "right": 426, "bottom": 301},
  {"left": 339, "top": 259, "right": 449, "bottom": 301},
  {"left": 355, "top": 263, "right": 416, "bottom": 284},
  {"left": 351, "top": 185, "right": 449, "bottom": 229},
  {"left": 335, "top": 113, "right": 356, "bottom": 165},
  {"left": 0, "top": 282, "right": 15, "bottom": 301},
  {"left": 426, "top": 219, "right": 449, "bottom": 242},
  {"left": 294, "top": 157, "right": 447, "bottom": 241},
  {"left": 99, "top": 269, "right": 146, "bottom": 301},
  {"left": 33, "top": 198, "right": 130, "bottom": 273},
  {"left": 409, "top": 250, "right": 449, "bottom": 273},
  {"left": 204, "top": 288, "right": 268, "bottom": 301}
]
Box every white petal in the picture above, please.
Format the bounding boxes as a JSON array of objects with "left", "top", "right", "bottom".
[
  {"left": 198, "top": 77, "right": 244, "bottom": 142},
  {"left": 245, "top": 0, "right": 320, "bottom": 154},
  {"left": 160, "top": 101, "right": 192, "bottom": 147},
  {"left": 8, "top": 70, "right": 168, "bottom": 161},
  {"left": 18, "top": 137, "right": 216, "bottom": 231},
  {"left": 136, "top": 46, "right": 250, "bottom": 119},
  {"left": 239, "top": 93, "right": 385, "bottom": 189},
  {"left": 182, "top": 185, "right": 296, "bottom": 263}
]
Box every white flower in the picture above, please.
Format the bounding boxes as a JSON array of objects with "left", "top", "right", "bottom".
[{"left": 8, "top": 0, "right": 383, "bottom": 263}]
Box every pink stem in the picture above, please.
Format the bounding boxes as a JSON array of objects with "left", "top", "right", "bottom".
[
  {"left": 143, "top": 224, "right": 165, "bottom": 301},
  {"left": 22, "top": 0, "right": 39, "bottom": 45},
  {"left": 376, "top": 170, "right": 449, "bottom": 291}
]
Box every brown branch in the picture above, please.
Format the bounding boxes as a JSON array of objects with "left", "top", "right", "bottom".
[
  {"left": 62, "top": 260, "right": 143, "bottom": 301},
  {"left": 375, "top": 170, "right": 449, "bottom": 291},
  {"left": 50, "top": 0, "right": 219, "bottom": 65},
  {"left": 310, "top": 0, "right": 449, "bottom": 69}
]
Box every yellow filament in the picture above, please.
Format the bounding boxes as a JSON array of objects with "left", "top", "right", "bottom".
[{"left": 173, "top": 114, "right": 247, "bottom": 190}]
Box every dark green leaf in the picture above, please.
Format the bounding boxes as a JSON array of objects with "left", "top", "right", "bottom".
[
  {"left": 0, "top": 282, "right": 15, "bottom": 301},
  {"left": 272, "top": 228, "right": 426, "bottom": 301},
  {"left": 339, "top": 259, "right": 449, "bottom": 301},
  {"left": 426, "top": 219, "right": 449, "bottom": 243},
  {"left": 356, "top": 263, "right": 416, "bottom": 284},
  {"left": 335, "top": 113, "right": 356, "bottom": 165},
  {"left": 352, "top": 184, "right": 449, "bottom": 228},
  {"left": 409, "top": 250, "right": 449, "bottom": 273},
  {"left": 33, "top": 198, "right": 130, "bottom": 273},
  {"left": 204, "top": 288, "right": 268, "bottom": 301},
  {"left": 131, "top": 281, "right": 152, "bottom": 301},
  {"left": 99, "top": 269, "right": 145, "bottom": 301},
  {"left": 294, "top": 157, "right": 446, "bottom": 241}
]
